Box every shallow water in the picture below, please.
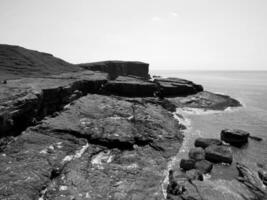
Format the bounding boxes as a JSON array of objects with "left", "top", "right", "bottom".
[{"left": 153, "top": 70, "right": 267, "bottom": 176}]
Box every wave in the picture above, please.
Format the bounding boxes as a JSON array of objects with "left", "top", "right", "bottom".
[{"left": 176, "top": 106, "right": 241, "bottom": 116}]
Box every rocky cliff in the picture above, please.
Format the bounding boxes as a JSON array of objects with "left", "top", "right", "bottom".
[{"left": 78, "top": 60, "right": 150, "bottom": 79}]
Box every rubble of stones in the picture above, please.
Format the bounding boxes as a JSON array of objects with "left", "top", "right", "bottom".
[{"left": 167, "top": 129, "right": 266, "bottom": 200}]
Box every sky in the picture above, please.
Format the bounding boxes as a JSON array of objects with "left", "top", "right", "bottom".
[{"left": 0, "top": 0, "right": 267, "bottom": 70}]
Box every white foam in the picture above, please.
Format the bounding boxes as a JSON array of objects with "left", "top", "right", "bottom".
[
  {"left": 176, "top": 106, "right": 240, "bottom": 116},
  {"left": 173, "top": 112, "right": 191, "bottom": 129}
]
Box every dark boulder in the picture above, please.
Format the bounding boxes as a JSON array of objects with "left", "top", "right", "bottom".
[
  {"left": 221, "top": 129, "right": 250, "bottom": 146},
  {"left": 188, "top": 147, "right": 205, "bottom": 161},
  {"left": 154, "top": 77, "right": 203, "bottom": 97},
  {"left": 180, "top": 159, "right": 196, "bottom": 171},
  {"left": 195, "top": 160, "right": 213, "bottom": 174},
  {"left": 103, "top": 76, "right": 157, "bottom": 97},
  {"left": 194, "top": 137, "right": 222, "bottom": 149},
  {"left": 205, "top": 145, "right": 233, "bottom": 164},
  {"left": 78, "top": 60, "right": 150, "bottom": 80}
]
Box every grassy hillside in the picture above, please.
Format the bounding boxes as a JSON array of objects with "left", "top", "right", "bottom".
[{"left": 0, "top": 44, "right": 81, "bottom": 81}]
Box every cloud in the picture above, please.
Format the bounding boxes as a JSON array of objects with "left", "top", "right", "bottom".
[
  {"left": 170, "top": 12, "right": 178, "bottom": 17},
  {"left": 151, "top": 16, "right": 162, "bottom": 22}
]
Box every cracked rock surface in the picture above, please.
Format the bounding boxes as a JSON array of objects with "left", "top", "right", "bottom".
[{"left": 0, "top": 94, "right": 183, "bottom": 200}]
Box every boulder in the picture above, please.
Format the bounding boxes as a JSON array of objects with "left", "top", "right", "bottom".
[
  {"left": 194, "top": 137, "right": 222, "bottom": 149},
  {"left": 205, "top": 145, "right": 233, "bottom": 164},
  {"left": 103, "top": 76, "right": 158, "bottom": 97},
  {"left": 221, "top": 129, "right": 250, "bottom": 146},
  {"left": 154, "top": 77, "right": 203, "bottom": 97},
  {"left": 78, "top": 60, "right": 150, "bottom": 79},
  {"left": 195, "top": 160, "right": 213, "bottom": 173},
  {"left": 188, "top": 147, "right": 205, "bottom": 161},
  {"left": 186, "top": 169, "right": 203, "bottom": 181},
  {"left": 180, "top": 159, "right": 196, "bottom": 171}
]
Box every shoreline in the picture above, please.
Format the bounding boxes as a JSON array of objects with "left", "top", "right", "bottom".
[{"left": 0, "top": 44, "right": 265, "bottom": 200}]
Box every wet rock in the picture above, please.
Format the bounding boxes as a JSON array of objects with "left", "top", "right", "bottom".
[
  {"left": 168, "top": 91, "right": 241, "bottom": 110},
  {"left": 103, "top": 76, "right": 157, "bottom": 97},
  {"left": 221, "top": 129, "right": 250, "bottom": 146},
  {"left": 78, "top": 60, "right": 150, "bottom": 79},
  {"left": 186, "top": 169, "right": 203, "bottom": 181},
  {"left": 205, "top": 145, "right": 233, "bottom": 164},
  {"left": 194, "top": 137, "right": 222, "bottom": 149},
  {"left": 154, "top": 77, "right": 203, "bottom": 97},
  {"left": 195, "top": 160, "right": 213, "bottom": 174},
  {"left": 180, "top": 159, "right": 196, "bottom": 171},
  {"left": 188, "top": 147, "right": 205, "bottom": 161}
]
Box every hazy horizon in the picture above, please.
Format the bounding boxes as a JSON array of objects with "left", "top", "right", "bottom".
[{"left": 0, "top": 0, "right": 266, "bottom": 71}]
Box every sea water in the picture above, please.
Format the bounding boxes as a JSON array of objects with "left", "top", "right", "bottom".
[{"left": 153, "top": 70, "right": 267, "bottom": 179}]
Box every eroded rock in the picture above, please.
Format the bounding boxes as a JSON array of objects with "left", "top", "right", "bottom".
[
  {"left": 194, "top": 137, "right": 222, "bottom": 149},
  {"left": 188, "top": 147, "right": 205, "bottom": 161},
  {"left": 195, "top": 160, "right": 213, "bottom": 174},
  {"left": 221, "top": 129, "right": 250, "bottom": 146},
  {"left": 205, "top": 145, "right": 233, "bottom": 164},
  {"left": 0, "top": 70, "right": 108, "bottom": 137},
  {"left": 78, "top": 60, "right": 150, "bottom": 79},
  {"left": 154, "top": 77, "right": 203, "bottom": 97},
  {"left": 0, "top": 94, "right": 183, "bottom": 199},
  {"left": 103, "top": 76, "right": 157, "bottom": 97},
  {"left": 180, "top": 159, "right": 196, "bottom": 171},
  {"left": 168, "top": 91, "right": 241, "bottom": 110}
]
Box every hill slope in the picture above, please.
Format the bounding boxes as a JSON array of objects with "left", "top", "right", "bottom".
[{"left": 0, "top": 44, "right": 81, "bottom": 81}]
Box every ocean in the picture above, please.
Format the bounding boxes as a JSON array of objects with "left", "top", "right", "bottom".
[{"left": 152, "top": 70, "right": 267, "bottom": 179}]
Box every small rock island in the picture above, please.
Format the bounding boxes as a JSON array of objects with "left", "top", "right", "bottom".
[{"left": 0, "top": 44, "right": 265, "bottom": 200}]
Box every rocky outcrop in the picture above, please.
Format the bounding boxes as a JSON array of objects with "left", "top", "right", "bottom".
[
  {"left": 0, "top": 70, "right": 108, "bottom": 137},
  {"left": 0, "top": 94, "right": 183, "bottom": 200},
  {"left": 103, "top": 76, "right": 157, "bottom": 97},
  {"left": 168, "top": 91, "right": 241, "bottom": 110},
  {"left": 154, "top": 77, "right": 203, "bottom": 97},
  {"left": 78, "top": 60, "right": 150, "bottom": 79},
  {"left": 205, "top": 145, "right": 233, "bottom": 164},
  {"left": 0, "top": 44, "right": 81, "bottom": 81},
  {"left": 221, "top": 129, "right": 250, "bottom": 146}
]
